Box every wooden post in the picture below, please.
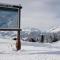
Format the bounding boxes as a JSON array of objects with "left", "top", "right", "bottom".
[
  {"left": 16, "top": 6, "right": 22, "bottom": 50},
  {"left": 16, "top": 30, "right": 21, "bottom": 50}
]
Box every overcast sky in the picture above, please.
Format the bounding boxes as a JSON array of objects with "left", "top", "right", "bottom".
[{"left": 0, "top": 0, "right": 60, "bottom": 31}]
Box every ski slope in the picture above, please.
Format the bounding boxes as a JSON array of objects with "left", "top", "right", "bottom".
[{"left": 0, "top": 38, "right": 60, "bottom": 60}]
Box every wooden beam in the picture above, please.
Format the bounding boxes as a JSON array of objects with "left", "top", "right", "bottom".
[{"left": 0, "top": 29, "right": 22, "bottom": 31}]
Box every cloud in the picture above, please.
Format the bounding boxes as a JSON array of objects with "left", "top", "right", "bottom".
[{"left": 21, "top": 0, "right": 60, "bottom": 31}]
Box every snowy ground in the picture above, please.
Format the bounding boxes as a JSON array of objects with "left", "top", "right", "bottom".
[{"left": 0, "top": 39, "right": 60, "bottom": 60}]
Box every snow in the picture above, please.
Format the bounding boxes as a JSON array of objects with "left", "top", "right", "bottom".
[
  {"left": 0, "top": 38, "right": 60, "bottom": 60},
  {"left": 50, "top": 27, "right": 60, "bottom": 33}
]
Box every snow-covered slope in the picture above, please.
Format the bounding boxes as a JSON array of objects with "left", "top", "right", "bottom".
[{"left": 0, "top": 38, "right": 60, "bottom": 60}]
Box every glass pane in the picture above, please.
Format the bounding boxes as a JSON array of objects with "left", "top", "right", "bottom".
[{"left": 0, "top": 8, "right": 18, "bottom": 29}]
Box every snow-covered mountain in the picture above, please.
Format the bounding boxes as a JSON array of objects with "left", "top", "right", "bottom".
[
  {"left": 21, "top": 27, "right": 60, "bottom": 43},
  {"left": 0, "top": 27, "right": 60, "bottom": 43},
  {"left": 0, "top": 27, "right": 41, "bottom": 39},
  {"left": 21, "top": 27, "right": 41, "bottom": 41},
  {"left": 0, "top": 31, "right": 17, "bottom": 39},
  {"left": 49, "top": 27, "right": 60, "bottom": 33}
]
